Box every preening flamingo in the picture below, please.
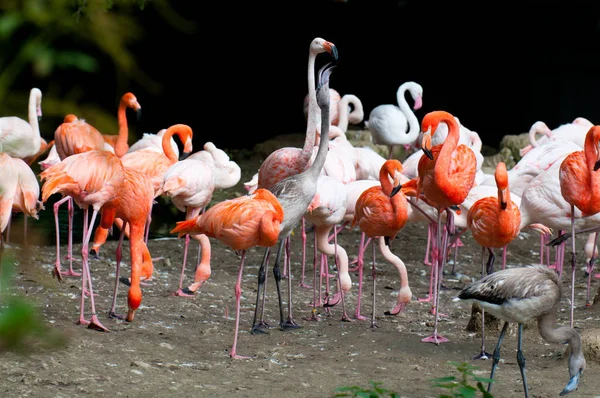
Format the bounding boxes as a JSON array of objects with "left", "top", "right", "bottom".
[
  {"left": 458, "top": 264, "right": 586, "bottom": 397},
  {"left": 170, "top": 188, "right": 284, "bottom": 359},
  {"left": 0, "top": 87, "right": 43, "bottom": 160},
  {"left": 466, "top": 161, "right": 521, "bottom": 360},
  {"left": 303, "top": 174, "right": 351, "bottom": 321},
  {"left": 415, "top": 110, "right": 477, "bottom": 344},
  {"left": 252, "top": 62, "right": 336, "bottom": 334},
  {"left": 40, "top": 149, "right": 126, "bottom": 332},
  {"left": 0, "top": 153, "right": 43, "bottom": 255},
  {"left": 188, "top": 141, "right": 241, "bottom": 191},
  {"left": 364, "top": 81, "right": 423, "bottom": 159},
  {"left": 161, "top": 157, "right": 215, "bottom": 296},
  {"left": 520, "top": 117, "right": 591, "bottom": 156},
  {"left": 352, "top": 159, "right": 413, "bottom": 327},
  {"left": 336, "top": 94, "right": 364, "bottom": 133}
]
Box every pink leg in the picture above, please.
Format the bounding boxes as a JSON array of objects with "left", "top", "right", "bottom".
[
  {"left": 501, "top": 245, "right": 507, "bottom": 270},
  {"left": 230, "top": 250, "right": 252, "bottom": 360},
  {"left": 52, "top": 196, "right": 81, "bottom": 280},
  {"left": 421, "top": 211, "right": 450, "bottom": 344},
  {"left": 299, "top": 217, "right": 311, "bottom": 288},
  {"left": 173, "top": 234, "right": 192, "bottom": 296},
  {"left": 423, "top": 223, "right": 433, "bottom": 266},
  {"left": 353, "top": 232, "right": 368, "bottom": 321},
  {"left": 108, "top": 227, "right": 127, "bottom": 319},
  {"left": 303, "top": 230, "right": 321, "bottom": 321},
  {"left": 586, "top": 232, "right": 599, "bottom": 306},
  {"left": 370, "top": 240, "right": 378, "bottom": 328},
  {"left": 419, "top": 223, "right": 436, "bottom": 303}
]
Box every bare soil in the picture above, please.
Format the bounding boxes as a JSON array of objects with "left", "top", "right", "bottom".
[{"left": 2, "top": 154, "right": 600, "bottom": 398}]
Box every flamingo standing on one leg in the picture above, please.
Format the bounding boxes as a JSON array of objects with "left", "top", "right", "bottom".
[
  {"left": 413, "top": 110, "right": 477, "bottom": 344},
  {"left": 353, "top": 159, "right": 413, "bottom": 328},
  {"left": 170, "top": 188, "right": 284, "bottom": 359},
  {"left": 466, "top": 161, "right": 521, "bottom": 360}
]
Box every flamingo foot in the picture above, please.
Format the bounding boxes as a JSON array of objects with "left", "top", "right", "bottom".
[
  {"left": 418, "top": 295, "right": 433, "bottom": 303},
  {"left": 62, "top": 269, "right": 82, "bottom": 277},
  {"left": 298, "top": 282, "right": 311, "bottom": 289},
  {"left": 251, "top": 321, "right": 272, "bottom": 335},
  {"left": 302, "top": 308, "right": 322, "bottom": 322},
  {"left": 82, "top": 289, "right": 98, "bottom": 297},
  {"left": 421, "top": 333, "right": 450, "bottom": 344},
  {"left": 120, "top": 276, "right": 152, "bottom": 287},
  {"left": 108, "top": 311, "right": 125, "bottom": 320},
  {"left": 594, "top": 273, "right": 600, "bottom": 279},
  {"left": 370, "top": 321, "right": 379, "bottom": 329},
  {"left": 52, "top": 267, "right": 64, "bottom": 282},
  {"left": 89, "top": 249, "right": 101, "bottom": 260},
  {"left": 340, "top": 314, "right": 353, "bottom": 322},
  {"left": 384, "top": 302, "right": 408, "bottom": 316},
  {"left": 76, "top": 317, "right": 90, "bottom": 326},
  {"left": 353, "top": 313, "right": 368, "bottom": 321},
  {"left": 323, "top": 292, "right": 342, "bottom": 307},
  {"left": 472, "top": 351, "right": 492, "bottom": 360},
  {"left": 87, "top": 315, "right": 110, "bottom": 332},
  {"left": 230, "top": 353, "right": 253, "bottom": 360},
  {"left": 430, "top": 307, "right": 448, "bottom": 317},
  {"left": 280, "top": 318, "right": 302, "bottom": 331}
]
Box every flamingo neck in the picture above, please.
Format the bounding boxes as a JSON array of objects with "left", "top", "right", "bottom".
[
  {"left": 306, "top": 98, "right": 330, "bottom": 180},
  {"left": 434, "top": 116, "right": 460, "bottom": 176},
  {"left": 114, "top": 99, "right": 130, "bottom": 157},
  {"left": 162, "top": 129, "right": 180, "bottom": 162},
  {"left": 300, "top": 49, "right": 320, "bottom": 169},
  {"left": 397, "top": 85, "right": 420, "bottom": 142},
  {"left": 28, "top": 90, "right": 41, "bottom": 151}
]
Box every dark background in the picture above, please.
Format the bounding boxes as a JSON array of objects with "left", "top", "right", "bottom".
[{"left": 33, "top": 1, "right": 600, "bottom": 153}]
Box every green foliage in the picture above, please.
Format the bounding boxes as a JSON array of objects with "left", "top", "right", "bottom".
[
  {"left": 334, "top": 380, "right": 401, "bottom": 398},
  {"left": 430, "top": 361, "right": 494, "bottom": 398},
  {"left": 0, "top": 252, "right": 69, "bottom": 354}
]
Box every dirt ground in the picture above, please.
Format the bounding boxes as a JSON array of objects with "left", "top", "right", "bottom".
[{"left": 2, "top": 153, "right": 600, "bottom": 398}]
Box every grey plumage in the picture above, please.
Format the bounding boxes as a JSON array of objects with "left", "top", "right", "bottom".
[
  {"left": 458, "top": 264, "right": 586, "bottom": 397},
  {"left": 251, "top": 62, "right": 336, "bottom": 332}
]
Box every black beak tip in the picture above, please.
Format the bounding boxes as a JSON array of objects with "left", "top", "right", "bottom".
[
  {"left": 424, "top": 148, "right": 434, "bottom": 160},
  {"left": 136, "top": 109, "right": 142, "bottom": 121},
  {"left": 179, "top": 151, "right": 192, "bottom": 161},
  {"left": 390, "top": 184, "right": 402, "bottom": 197},
  {"left": 594, "top": 160, "right": 600, "bottom": 171}
]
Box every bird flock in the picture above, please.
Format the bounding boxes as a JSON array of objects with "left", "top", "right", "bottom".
[{"left": 0, "top": 37, "right": 596, "bottom": 396}]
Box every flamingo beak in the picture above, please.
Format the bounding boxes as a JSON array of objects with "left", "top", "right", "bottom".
[
  {"left": 594, "top": 159, "right": 600, "bottom": 171},
  {"left": 421, "top": 128, "right": 433, "bottom": 160},
  {"left": 390, "top": 183, "right": 402, "bottom": 197},
  {"left": 136, "top": 108, "right": 142, "bottom": 121},
  {"left": 560, "top": 368, "right": 582, "bottom": 396}
]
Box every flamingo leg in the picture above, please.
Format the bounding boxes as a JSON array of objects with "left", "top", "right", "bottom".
[
  {"left": 586, "top": 232, "right": 599, "bottom": 306},
  {"left": 569, "top": 206, "right": 577, "bottom": 329},
  {"left": 303, "top": 230, "right": 321, "bottom": 321},
  {"left": 230, "top": 250, "right": 252, "bottom": 360},
  {"left": 421, "top": 209, "right": 451, "bottom": 344},
  {"left": 370, "top": 239, "right": 378, "bottom": 328},
  {"left": 516, "top": 323, "right": 529, "bottom": 397},
  {"left": 353, "top": 232, "right": 368, "bottom": 321},
  {"left": 488, "top": 321, "right": 509, "bottom": 394},
  {"left": 473, "top": 246, "right": 492, "bottom": 360},
  {"left": 299, "top": 217, "right": 310, "bottom": 288},
  {"left": 108, "top": 226, "right": 127, "bottom": 319},
  {"left": 251, "top": 247, "right": 272, "bottom": 334}
]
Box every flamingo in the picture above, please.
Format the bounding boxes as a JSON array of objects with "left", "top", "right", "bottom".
[
  {"left": 99, "top": 92, "right": 142, "bottom": 157},
  {"left": 251, "top": 62, "right": 336, "bottom": 334},
  {"left": 414, "top": 110, "right": 477, "bottom": 344},
  {"left": 95, "top": 166, "right": 155, "bottom": 322},
  {"left": 170, "top": 188, "right": 284, "bottom": 359},
  {"left": 256, "top": 37, "right": 338, "bottom": 191},
  {"left": 0, "top": 153, "right": 43, "bottom": 255},
  {"left": 466, "top": 161, "right": 521, "bottom": 360},
  {"left": 303, "top": 87, "right": 341, "bottom": 128},
  {"left": 127, "top": 128, "right": 179, "bottom": 156},
  {"left": 188, "top": 141, "right": 241, "bottom": 191},
  {"left": 364, "top": 81, "right": 423, "bottom": 159},
  {"left": 519, "top": 117, "right": 592, "bottom": 156},
  {"left": 160, "top": 157, "right": 215, "bottom": 296},
  {"left": 303, "top": 175, "right": 351, "bottom": 321},
  {"left": 0, "top": 87, "right": 43, "bottom": 160},
  {"left": 352, "top": 159, "right": 413, "bottom": 327},
  {"left": 89, "top": 123, "right": 194, "bottom": 253},
  {"left": 458, "top": 264, "right": 586, "bottom": 397},
  {"left": 48, "top": 114, "right": 113, "bottom": 280},
  {"left": 558, "top": 125, "right": 600, "bottom": 327},
  {"left": 40, "top": 149, "right": 126, "bottom": 332},
  {"left": 335, "top": 94, "right": 364, "bottom": 133}
]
